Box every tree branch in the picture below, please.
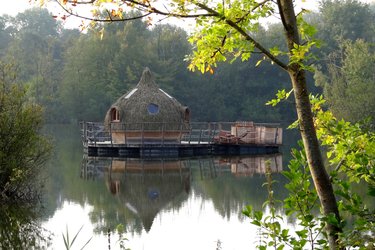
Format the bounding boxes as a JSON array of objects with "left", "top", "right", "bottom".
[
  {"left": 58, "top": 0, "right": 287, "bottom": 70},
  {"left": 64, "top": 0, "right": 95, "bottom": 4},
  {"left": 194, "top": 2, "right": 288, "bottom": 71},
  {"left": 59, "top": 0, "right": 216, "bottom": 21},
  {"left": 235, "top": 0, "right": 273, "bottom": 24},
  {"left": 56, "top": 1, "right": 153, "bottom": 22}
]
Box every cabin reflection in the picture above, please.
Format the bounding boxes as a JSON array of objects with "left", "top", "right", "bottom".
[
  {"left": 218, "top": 154, "right": 282, "bottom": 177},
  {"left": 81, "top": 157, "right": 191, "bottom": 232},
  {"left": 80, "top": 154, "right": 282, "bottom": 232},
  {"left": 190, "top": 154, "right": 282, "bottom": 180},
  {"left": 81, "top": 154, "right": 283, "bottom": 181}
]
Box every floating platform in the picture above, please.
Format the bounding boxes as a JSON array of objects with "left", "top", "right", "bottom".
[
  {"left": 83, "top": 142, "right": 280, "bottom": 157},
  {"left": 80, "top": 121, "right": 282, "bottom": 157}
]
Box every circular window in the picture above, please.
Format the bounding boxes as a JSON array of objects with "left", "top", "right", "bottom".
[{"left": 147, "top": 103, "right": 159, "bottom": 114}]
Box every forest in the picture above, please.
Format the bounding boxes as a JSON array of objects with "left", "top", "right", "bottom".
[
  {"left": 0, "top": 0, "right": 374, "bottom": 249},
  {"left": 0, "top": 0, "right": 373, "bottom": 126}
]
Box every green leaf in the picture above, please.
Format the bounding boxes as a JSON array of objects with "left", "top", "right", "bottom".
[
  {"left": 304, "top": 214, "right": 314, "bottom": 222},
  {"left": 251, "top": 221, "right": 262, "bottom": 226},
  {"left": 296, "top": 229, "right": 308, "bottom": 238},
  {"left": 254, "top": 211, "right": 263, "bottom": 221},
  {"left": 368, "top": 186, "right": 375, "bottom": 196},
  {"left": 242, "top": 205, "right": 253, "bottom": 217},
  {"left": 326, "top": 213, "right": 339, "bottom": 227},
  {"left": 277, "top": 245, "right": 285, "bottom": 250},
  {"left": 270, "top": 46, "right": 282, "bottom": 56}
]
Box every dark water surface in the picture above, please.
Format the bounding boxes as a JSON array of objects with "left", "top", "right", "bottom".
[{"left": 40, "top": 125, "right": 290, "bottom": 250}]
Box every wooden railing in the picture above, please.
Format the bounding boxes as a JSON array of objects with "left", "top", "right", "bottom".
[{"left": 79, "top": 121, "right": 282, "bottom": 146}]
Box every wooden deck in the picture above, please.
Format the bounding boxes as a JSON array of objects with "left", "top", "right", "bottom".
[{"left": 80, "top": 121, "right": 282, "bottom": 157}]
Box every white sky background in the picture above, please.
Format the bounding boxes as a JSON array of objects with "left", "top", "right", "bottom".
[
  {"left": 1, "top": 0, "right": 374, "bottom": 31},
  {"left": 2, "top": 0, "right": 375, "bottom": 16}
]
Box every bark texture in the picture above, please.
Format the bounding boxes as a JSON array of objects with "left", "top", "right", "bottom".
[{"left": 278, "top": 0, "right": 343, "bottom": 248}]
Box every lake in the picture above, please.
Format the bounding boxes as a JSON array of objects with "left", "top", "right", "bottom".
[{"left": 39, "top": 125, "right": 290, "bottom": 250}]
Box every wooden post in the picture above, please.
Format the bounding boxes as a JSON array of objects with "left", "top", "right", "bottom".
[
  {"left": 188, "top": 126, "right": 192, "bottom": 144},
  {"left": 198, "top": 127, "right": 203, "bottom": 145},
  {"left": 178, "top": 123, "right": 182, "bottom": 144},
  {"left": 110, "top": 122, "right": 113, "bottom": 146},
  {"left": 83, "top": 121, "right": 87, "bottom": 144},
  {"left": 124, "top": 123, "right": 127, "bottom": 145},
  {"left": 162, "top": 122, "right": 165, "bottom": 146},
  {"left": 141, "top": 123, "right": 144, "bottom": 147},
  {"left": 93, "top": 123, "right": 96, "bottom": 147},
  {"left": 275, "top": 127, "right": 278, "bottom": 145}
]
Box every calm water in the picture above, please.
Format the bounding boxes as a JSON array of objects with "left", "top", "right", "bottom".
[{"left": 39, "top": 125, "right": 290, "bottom": 250}]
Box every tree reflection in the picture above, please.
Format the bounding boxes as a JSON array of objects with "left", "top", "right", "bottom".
[
  {"left": 191, "top": 154, "right": 285, "bottom": 219},
  {"left": 0, "top": 202, "right": 50, "bottom": 249},
  {"left": 81, "top": 155, "right": 284, "bottom": 234}
]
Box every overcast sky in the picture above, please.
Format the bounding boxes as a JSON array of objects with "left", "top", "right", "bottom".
[{"left": 1, "top": 0, "right": 374, "bottom": 30}]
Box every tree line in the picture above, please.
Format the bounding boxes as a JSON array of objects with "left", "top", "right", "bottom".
[{"left": 0, "top": 0, "right": 373, "bottom": 125}]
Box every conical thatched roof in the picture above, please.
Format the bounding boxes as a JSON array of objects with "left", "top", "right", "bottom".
[{"left": 104, "top": 68, "right": 189, "bottom": 129}]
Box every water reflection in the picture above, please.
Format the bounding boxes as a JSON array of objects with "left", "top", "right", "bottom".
[
  {"left": 201, "top": 154, "right": 283, "bottom": 178},
  {"left": 40, "top": 125, "right": 289, "bottom": 249},
  {"left": 80, "top": 154, "right": 282, "bottom": 234}
]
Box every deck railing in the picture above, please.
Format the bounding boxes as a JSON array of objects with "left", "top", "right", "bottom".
[{"left": 79, "top": 121, "right": 282, "bottom": 146}]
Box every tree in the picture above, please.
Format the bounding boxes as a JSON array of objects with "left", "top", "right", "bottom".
[
  {"left": 0, "top": 16, "right": 13, "bottom": 56},
  {"left": 5, "top": 8, "right": 64, "bottom": 122},
  {"left": 315, "top": 39, "right": 375, "bottom": 124},
  {"left": 316, "top": 0, "right": 374, "bottom": 54},
  {"left": 309, "top": 0, "right": 375, "bottom": 79},
  {"left": 47, "top": 0, "right": 342, "bottom": 247},
  {"left": 0, "top": 62, "right": 51, "bottom": 202}
]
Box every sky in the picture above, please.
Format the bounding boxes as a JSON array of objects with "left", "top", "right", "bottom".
[
  {"left": 0, "top": 0, "right": 91, "bottom": 29},
  {"left": 0, "top": 0, "right": 37, "bottom": 16},
  {"left": 2, "top": 0, "right": 375, "bottom": 15},
  {"left": 1, "top": 0, "right": 374, "bottom": 30}
]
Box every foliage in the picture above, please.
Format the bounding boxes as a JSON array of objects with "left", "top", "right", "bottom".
[
  {"left": 315, "top": 0, "right": 375, "bottom": 54},
  {"left": 312, "top": 96, "right": 375, "bottom": 247},
  {"left": 1, "top": 4, "right": 373, "bottom": 124},
  {"left": 4, "top": 8, "right": 65, "bottom": 123},
  {"left": 312, "top": 96, "right": 375, "bottom": 186},
  {"left": 243, "top": 148, "right": 329, "bottom": 250},
  {"left": 35, "top": 1, "right": 375, "bottom": 247},
  {"left": 0, "top": 203, "right": 52, "bottom": 250},
  {"left": 2, "top": 3, "right": 374, "bottom": 248},
  {"left": 0, "top": 62, "right": 52, "bottom": 202},
  {"left": 0, "top": 62, "right": 52, "bottom": 248},
  {"left": 315, "top": 39, "right": 375, "bottom": 124},
  {"left": 115, "top": 224, "right": 131, "bottom": 250},
  {"left": 244, "top": 96, "right": 375, "bottom": 249}
]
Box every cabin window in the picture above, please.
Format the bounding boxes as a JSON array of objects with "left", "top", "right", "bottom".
[
  {"left": 110, "top": 107, "right": 120, "bottom": 121},
  {"left": 147, "top": 103, "right": 159, "bottom": 115}
]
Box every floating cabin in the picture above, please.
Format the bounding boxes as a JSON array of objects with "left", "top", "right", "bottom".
[
  {"left": 80, "top": 67, "right": 283, "bottom": 157},
  {"left": 103, "top": 67, "right": 190, "bottom": 144}
]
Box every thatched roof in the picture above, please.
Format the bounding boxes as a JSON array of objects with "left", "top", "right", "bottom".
[{"left": 104, "top": 68, "right": 189, "bottom": 129}]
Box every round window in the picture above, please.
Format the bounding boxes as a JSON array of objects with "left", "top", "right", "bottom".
[{"left": 147, "top": 103, "right": 159, "bottom": 114}]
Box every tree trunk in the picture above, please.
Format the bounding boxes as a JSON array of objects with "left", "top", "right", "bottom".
[
  {"left": 278, "top": 0, "right": 343, "bottom": 248},
  {"left": 289, "top": 67, "right": 342, "bottom": 249}
]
